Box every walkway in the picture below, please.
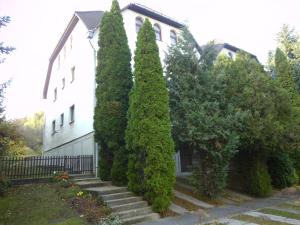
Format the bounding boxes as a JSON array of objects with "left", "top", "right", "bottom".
[{"left": 140, "top": 190, "right": 300, "bottom": 225}]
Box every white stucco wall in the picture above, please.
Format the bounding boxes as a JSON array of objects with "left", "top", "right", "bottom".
[
  {"left": 44, "top": 20, "right": 96, "bottom": 156},
  {"left": 43, "top": 8, "right": 182, "bottom": 161}
]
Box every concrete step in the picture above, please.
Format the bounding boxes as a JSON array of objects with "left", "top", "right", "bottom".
[
  {"left": 72, "top": 177, "right": 99, "bottom": 182},
  {"left": 102, "top": 192, "right": 134, "bottom": 201},
  {"left": 69, "top": 174, "right": 94, "bottom": 180},
  {"left": 117, "top": 206, "right": 153, "bottom": 220},
  {"left": 174, "top": 190, "right": 213, "bottom": 209},
  {"left": 85, "top": 186, "right": 128, "bottom": 195},
  {"left": 111, "top": 201, "right": 148, "bottom": 212},
  {"left": 74, "top": 179, "right": 111, "bottom": 188},
  {"left": 107, "top": 196, "right": 143, "bottom": 207},
  {"left": 169, "top": 203, "right": 189, "bottom": 214},
  {"left": 122, "top": 213, "right": 160, "bottom": 225}
]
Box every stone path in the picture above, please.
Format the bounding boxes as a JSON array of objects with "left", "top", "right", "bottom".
[
  {"left": 73, "top": 177, "right": 160, "bottom": 225},
  {"left": 140, "top": 191, "right": 300, "bottom": 225},
  {"left": 174, "top": 190, "right": 214, "bottom": 209}
]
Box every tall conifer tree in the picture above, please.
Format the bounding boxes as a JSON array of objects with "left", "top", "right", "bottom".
[
  {"left": 126, "top": 19, "right": 175, "bottom": 212},
  {"left": 94, "top": 0, "right": 132, "bottom": 184}
]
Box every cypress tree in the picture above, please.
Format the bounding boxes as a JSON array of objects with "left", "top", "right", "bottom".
[
  {"left": 94, "top": 0, "right": 133, "bottom": 184},
  {"left": 275, "top": 48, "right": 298, "bottom": 105},
  {"left": 126, "top": 19, "right": 175, "bottom": 212}
]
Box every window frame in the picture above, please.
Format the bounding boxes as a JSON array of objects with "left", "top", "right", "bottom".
[
  {"left": 170, "top": 30, "right": 177, "bottom": 45},
  {"left": 135, "top": 17, "right": 143, "bottom": 33},
  {"left": 62, "top": 77, "right": 65, "bottom": 89},
  {"left": 69, "top": 105, "right": 75, "bottom": 124},
  {"left": 153, "top": 23, "right": 162, "bottom": 41},
  {"left": 60, "top": 113, "right": 64, "bottom": 127},
  {"left": 51, "top": 120, "right": 56, "bottom": 135},
  {"left": 71, "top": 66, "right": 75, "bottom": 83}
]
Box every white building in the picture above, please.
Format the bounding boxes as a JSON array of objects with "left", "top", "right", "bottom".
[{"left": 42, "top": 3, "right": 184, "bottom": 172}]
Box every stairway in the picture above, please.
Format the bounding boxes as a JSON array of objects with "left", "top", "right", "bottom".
[{"left": 72, "top": 176, "right": 160, "bottom": 225}]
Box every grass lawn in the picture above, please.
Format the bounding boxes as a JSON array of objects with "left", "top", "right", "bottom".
[
  {"left": 259, "top": 208, "right": 300, "bottom": 220},
  {"left": 0, "top": 183, "right": 108, "bottom": 225},
  {"left": 233, "top": 214, "right": 291, "bottom": 225}
]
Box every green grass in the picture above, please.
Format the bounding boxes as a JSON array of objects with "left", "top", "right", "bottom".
[
  {"left": 279, "top": 203, "right": 300, "bottom": 211},
  {"left": 233, "top": 214, "right": 291, "bottom": 225},
  {"left": 0, "top": 184, "right": 88, "bottom": 225},
  {"left": 259, "top": 208, "right": 300, "bottom": 220}
]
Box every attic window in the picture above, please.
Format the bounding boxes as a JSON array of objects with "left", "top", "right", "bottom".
[
  {"left": 153, "top": 24, "right": 162, "bottom": 41},
  {"left": 170, "top": 30, "right": 177, "bottom": 45},
  {"left": 135, "top": 17, "right": 143, "bottom": 33}
]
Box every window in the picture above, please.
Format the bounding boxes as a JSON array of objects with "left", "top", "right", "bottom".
[
  {"left": 54, "top": 88, "right": 57, "bottom": 102},
  {"left": 52, "top": 120, "right": 56, "bottom": 135},
  {"left": 70, "top": 35, "right": 73, "bottom": 50},
  {"left": 135, "top": 17, "right": 143, "bottom": 33},
  {"left": 63, "top": 46, "right": 67, "bottom": 59},
  {"left": 69, "top": 105, "right": 75, "bottom": 124},
  {"left": 228, "top": 52, "right": 233, "bottom": 59},
  {"left": 71, "top": 66, "right": 75, "bottom": 83},
  {"left": 62, "top": 78, "right": 65, "bottom": 89},
  {"left": 170, "top": 30, "right": 177, "bottom": 45},
  {"left": 60, "top": 113, "right": 64, "bottom": 127},
  {"left": 153, "top": 24, "right": 162, "bottom": 41},
  {"left": 57, "top": 55, "right": 60, "bottom": 69}
]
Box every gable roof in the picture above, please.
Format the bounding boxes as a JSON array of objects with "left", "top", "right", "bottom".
[
  {"left": 43, "top": 11, "right": 104, "bottom": 99},
  {"left": 122, "top": 3, "right": 184, "bottom": 29},
  {"left": 75, "top": 11, "right": 104, "bottom": 31},
  {"left": 214, "top": 43, "right": 259, "bottom": 61}
]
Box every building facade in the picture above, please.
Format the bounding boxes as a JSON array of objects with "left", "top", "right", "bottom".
[{"left": 43, "top": 3, "right": 184, "bottom": 172}]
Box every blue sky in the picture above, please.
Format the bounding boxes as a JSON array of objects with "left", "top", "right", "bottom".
[{"left": 0, "top": 0, "right": 299, "bottom": 119}]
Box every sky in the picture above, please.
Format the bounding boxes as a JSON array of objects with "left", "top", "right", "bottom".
[{"left": 0, "top": 0, "right": 299, "bottom": 119}]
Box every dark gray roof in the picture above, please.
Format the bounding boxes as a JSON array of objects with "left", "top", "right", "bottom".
[
  {"left": 75, "top": 11, "right": 104, "bottom": 30},
  {"left": 122, "top": 3, "right": 184, "bottom": 29},
  {"left": 212, "top": 43, "right": 259, "bottom": 62}
]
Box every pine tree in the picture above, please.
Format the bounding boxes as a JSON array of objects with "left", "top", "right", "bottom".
[
  {"left": 126, "top": 19, "right": 175, "bottom": 212},
  {"left": 94, "top": 0, "right": 133, "bottom": 184}
]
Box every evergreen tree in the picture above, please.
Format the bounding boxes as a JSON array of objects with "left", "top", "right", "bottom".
[
  {"left": 275, "top": 48, "right": 298, "bottom": 105},
  {"left": 126, "top": 19, "right": 175, "bottom": 212},
  {"left": 165, "top": 28, "right": 241, "bottom": 198},
  {"left": 94, "top": 0, "right": 133, "bottom": 184}
]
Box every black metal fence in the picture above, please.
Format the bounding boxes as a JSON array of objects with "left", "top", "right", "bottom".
[{"left": 0, "top": 155, "right": 93, "bottom": 179}]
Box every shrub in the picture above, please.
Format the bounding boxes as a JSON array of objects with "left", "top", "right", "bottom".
[
  {"left": 290, "top": 149, "right": 300, "bottom": 182},
  {"left": 99, "top": 214, "right": 122, "bottom": 225},
  {"left": 0, "top": 173, "right": 11, "bottom": 197},
  {"left": 52, "top": 171, "right": 72, "bottom": 188},
  {"left": 267, "top": 152, "right": 299, "bottom": 188},
  {"left": 231, "top": 150, "right": 272, "bottom": 197},
  {"left": 247, "top": 159, "right": 272, "bottom": 197}
]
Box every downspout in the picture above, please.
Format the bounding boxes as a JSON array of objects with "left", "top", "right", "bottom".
[{"left": 88, "top": 29, "right": 98, "bottom": 178}]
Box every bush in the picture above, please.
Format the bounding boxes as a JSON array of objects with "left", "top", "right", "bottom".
[
  {"left": 99, "top": 214, "right": 122, "bottom": 225},
  {"left": 0, "top": 174, "right": 11, "bottom": 197},
  {"left": 231, "top": 151, "right": 272, "bottom": 197},
  {"left": 247, "top": 160, "right": 272, "bottom": 197},
  {"left": 267, "top": 152, "right": 299, "bottom": 188},
  {"left": 290, "top": 149, "right": 300, "bottom": 182},
  {"left": 52, "top": 171, "right": 72, "bottom": 188}
]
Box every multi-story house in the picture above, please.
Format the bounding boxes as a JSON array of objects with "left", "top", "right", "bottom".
[{"left": 42, "top": 3, "right": 184, "bottom": 173}]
